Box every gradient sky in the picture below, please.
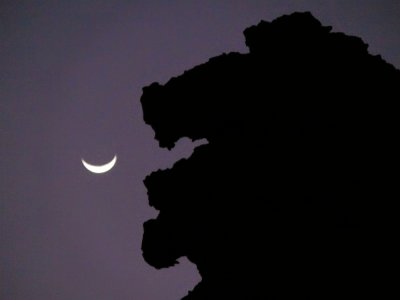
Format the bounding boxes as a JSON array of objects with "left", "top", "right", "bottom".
[{"left": 1, "top": 1, "right": 399, "bottom": 299}]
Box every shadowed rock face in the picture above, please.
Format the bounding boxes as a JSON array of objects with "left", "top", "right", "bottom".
[{"left": 140, "top": 12, "right": 399, "bottom": 299}]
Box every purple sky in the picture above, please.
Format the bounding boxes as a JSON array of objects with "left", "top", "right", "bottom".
[{"left": 1, "top": 1, "right": 399, "bottom": 299}]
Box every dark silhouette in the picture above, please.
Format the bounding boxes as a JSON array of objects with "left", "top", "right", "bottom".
[{"left": 140, "top": 12, "right": 399, "bottom": 299}]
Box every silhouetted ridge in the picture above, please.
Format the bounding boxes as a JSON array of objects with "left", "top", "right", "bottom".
[
  {"left": 140, "top": 12, "right": 399, "bottom": 299},
  {"left": 245, "top": 12, "right": 333, "bottom": 54}
]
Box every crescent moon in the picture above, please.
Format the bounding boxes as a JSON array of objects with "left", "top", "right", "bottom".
[{"left": 81, "top": 155, "right": 117, "bottom": 174}]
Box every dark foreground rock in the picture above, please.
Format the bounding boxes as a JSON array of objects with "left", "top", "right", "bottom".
[{"left": 140, "top": 12, "right": 399, "bottom": 299}]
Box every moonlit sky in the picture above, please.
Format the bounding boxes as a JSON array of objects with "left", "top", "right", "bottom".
[{"left": 1, "top": 1, "right": 399, "bottom": 299}]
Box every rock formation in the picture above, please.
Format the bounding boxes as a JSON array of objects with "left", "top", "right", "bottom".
[{"left": 141, "top": 12, "right": 399, "bottom": 299}]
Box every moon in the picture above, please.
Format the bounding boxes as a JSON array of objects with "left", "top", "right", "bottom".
[{"left": 81, "top": 155, "right": 117, "bottom": 174}]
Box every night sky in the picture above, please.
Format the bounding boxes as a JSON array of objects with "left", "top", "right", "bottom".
[{"left": 1, "top": 1, "right": 400, "bottom": 299}]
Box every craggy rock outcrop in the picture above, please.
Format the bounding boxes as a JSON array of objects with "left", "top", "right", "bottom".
[{"left": 140, "top": 12, "right": 399, "bottom": 299}]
